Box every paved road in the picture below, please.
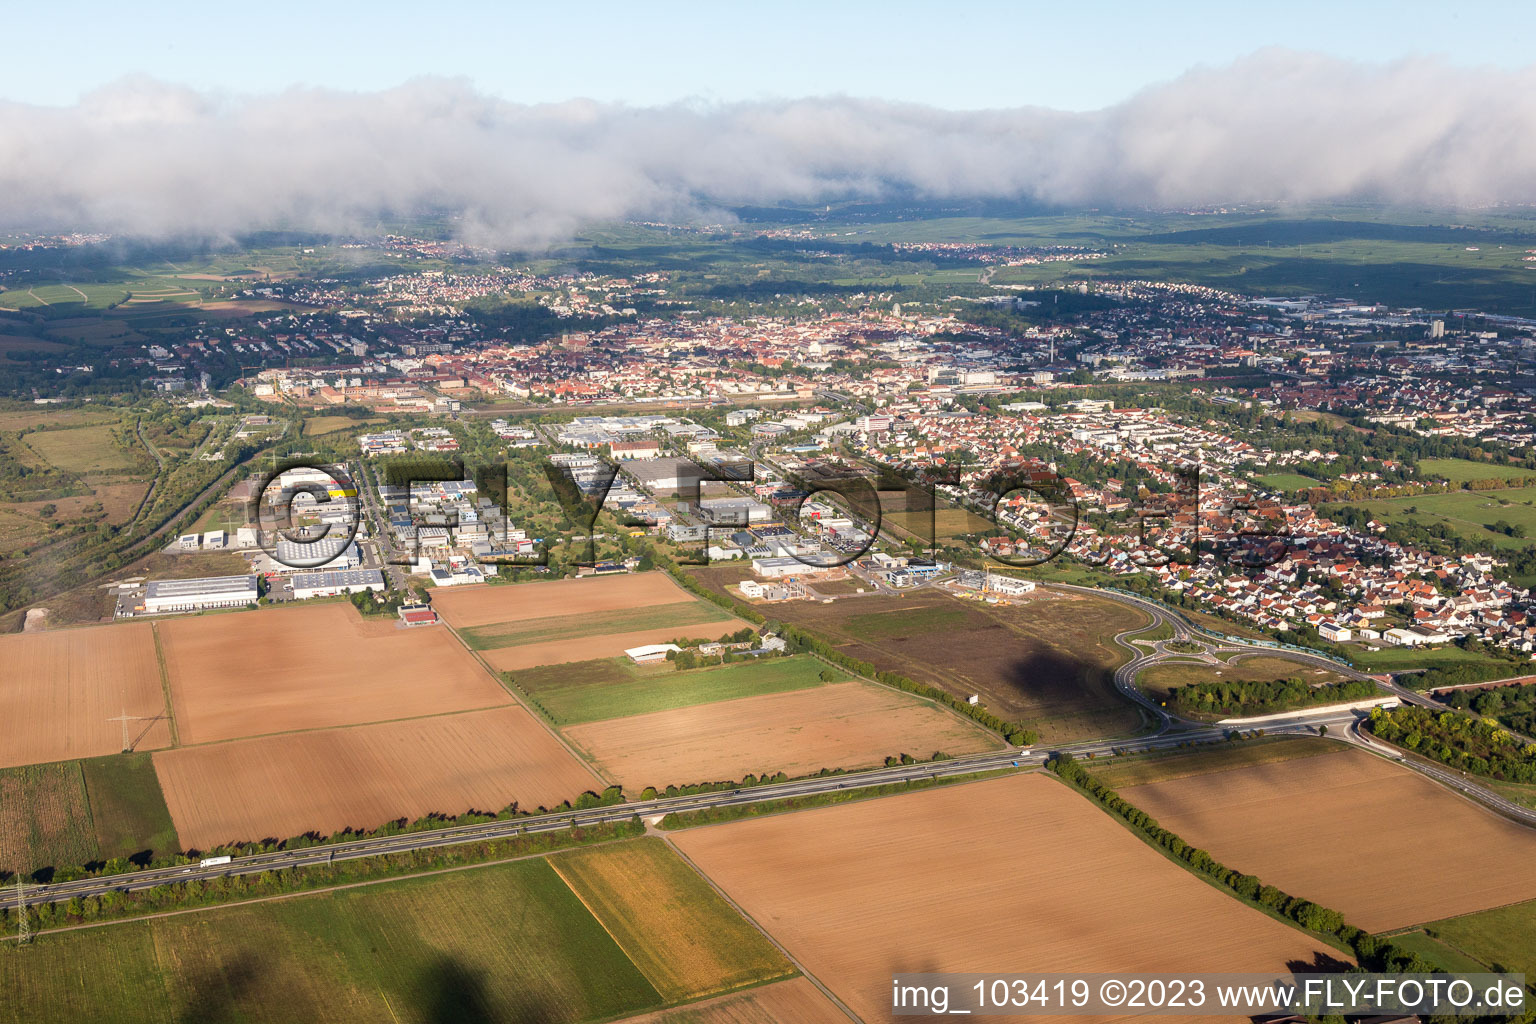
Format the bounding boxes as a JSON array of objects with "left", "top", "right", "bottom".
[{"left": 10, "top": 711, "right": 1359, "bottom": 912}]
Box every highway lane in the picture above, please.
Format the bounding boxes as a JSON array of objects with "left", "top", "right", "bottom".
[
  {"left": 11, "top": 578, "right": 1529, "bottom": 914},
  {"left": 11, "top": 714, "right": 1356, "bottom": 912}
]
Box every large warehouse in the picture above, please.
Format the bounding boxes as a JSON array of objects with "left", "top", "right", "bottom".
[
  {"left": 144, "top": 575, "right": 259, "bottom": 614},
  {"left": 290, "top": 568, "right": 386, "bottom": 600}
]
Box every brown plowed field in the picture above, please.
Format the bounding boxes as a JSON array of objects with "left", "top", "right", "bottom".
[
  {"left": 154, "top": 707, "right": 600, "bottom": 848},
  {"left": 674, "top": 774, "right": 1339, "bottom": 1024},
  {"left": 564, "top": 680, "right": 1004, "bottom": 791},
  {"left": 1122, "top": 747, "right": 1536, "bottom": 932},
  {"left": 0, "top": 623, "right": 170, "bottom": 768},
  {"left": 691, "top": 574, "right": 1147, "bottom": 742},
  {"left": 614, "top": 977, "right": 846, "bottom": 1024},
  {"left": 431, "top": 573, "right": 696, "bottom": 630},
  {"left": 158, "top": 603, "right": 513, "bottom": 744}
]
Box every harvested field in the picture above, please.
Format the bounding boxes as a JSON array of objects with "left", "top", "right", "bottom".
[
  {"left": 615, "top": 978, "right": 846, "bottom": 1024},
  {"left": 159, "top": 602, "right": 513, "bottom": 744},
  {"left": 551, "top": 837, "right": 794, "bottom": 1001},
  {"left": 674, "top": 773, "right": 1340, "bottom": 1023},
  {"left": 720, "top": 582, "right": 1147, "bottom": 742},
  {"left": 564, "top": 680, "right": 1004, "bottom": 791},
  {"left": 0, "top": 623, "right": 170, "bottom": 768},
  {"left": 461, "top": 602, "right": 737, "bottom": 651},
  {"left": 431, "top": 573, "right": 698, "bottom": 630},
  {"left": 1082, "top": 736, "right": 1344, "bottom": 788},
  {"left": 154, "top": 706, "right": 600, "bottom": 849},
  {"left": 1122, "top": 747, "right": 1536, "bottom": 932},
  {"left": 0, "top": 762, "right": 97, "bottom": 876}
]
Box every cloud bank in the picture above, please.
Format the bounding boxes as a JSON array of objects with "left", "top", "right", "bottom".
[{"left": 2, "top": 49, "right": 1534, "bottom": 248}]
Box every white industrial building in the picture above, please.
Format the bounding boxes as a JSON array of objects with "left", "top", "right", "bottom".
[
  {"left": 144, "top": 575, "right": 259, "bottom": 614},
  {"left": 272, "top": 535, "right": 361, "bottom": 571},
  {"left": 291, "top": 568, "right": 386, "bottom": 600}
]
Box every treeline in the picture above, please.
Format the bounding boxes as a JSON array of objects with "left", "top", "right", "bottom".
[
  {"left": 1170, "top": 677, "right": 1379, "bottom": 718},
  {"left": 4, "top": 786, "right": 627, "bottom": 886},
  {"left": 378, "top": 454, "right": 464, "bottom": 487},
  {"left": 1440, "top": 681, "right": 1536, "bottom": 739},
  {"left": 1048, "top": 755, "right": 1464, "bottom": 980},
  {"left": 638, "top": 752, "right": 953, "bottom": 802},
  {"left": 1405, "top": 653, "right": 1528, "bottom": 692},
  {"left": 0, "top": 820, "right": 642, "bottom": 935},
  {"left": 1367, "top": 706, "right": 1536, "bottom": 783}
]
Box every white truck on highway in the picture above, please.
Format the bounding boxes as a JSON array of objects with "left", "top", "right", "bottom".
[{"left": 199, "top": 855, "right": 232, "bottom": 868}]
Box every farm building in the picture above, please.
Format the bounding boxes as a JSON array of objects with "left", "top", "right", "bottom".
[
  {"left": 397, "top": 605, "right": 438, "bottom": 627},
  {"left": 290, "top": 568, "right": 386, "bottom": 600},
  {"left": 625, "top": 643, "right": 682, "bottom": 665},
  {"left": 144, "top": 575, "right": 259, "bottom": 614}
]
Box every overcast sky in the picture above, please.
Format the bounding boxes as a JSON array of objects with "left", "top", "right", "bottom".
[{"left": 2, "top": 3, "right": 1534, "bottom": 244}]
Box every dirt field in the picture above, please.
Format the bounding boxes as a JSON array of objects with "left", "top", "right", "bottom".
[
  {"left": 614, "top": 978, "right": 846, "bottom": 1024},
  {"left": 564, "top": 680, "right": 1004, "bottom": 791},
  {"left": 431, "top": 573, "right": 698, "bottom": 630},
  {"left": 674, "top": 773, "right": 1339, "bottom": 1023},
  {"left": 154, "top": 707, "right": 600, "bottom": 848},
  {"left": 714, "top": 581, "right": 1146, "bottom": 742},
  {"left": 1122, "top": 747, "right": 1536, "bottom": 932},
  {"left": 0, "top": 623, "right": 171, "bottom": 768},
  {"left": 159, "top": 603, "right": 514, "bottom": 744}
]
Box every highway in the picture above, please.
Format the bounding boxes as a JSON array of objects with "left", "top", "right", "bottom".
[{"left": 10, "top": 710, "right": 1358, "bottom": 912}]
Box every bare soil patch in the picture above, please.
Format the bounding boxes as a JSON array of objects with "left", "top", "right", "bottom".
[
  {"left": 564, "top": 680, "right": 1004, "bottom": 791},
  {"left": 0, "top": 623, "right": 170, "bottom": 768},
  {"left": 1122, "top": 747, "right": 1536, "bottom": 932},
  {"left": 158, "top": 602, "right": 515, "bottom": 744},
  {"left": 674, "top": 773, "right": 1339, "bottom": 1023},
  {"left": 154, "top": 706, "right": 600, "bottom": 848},
  {"left": 431, "top": 573, "right": 697, "bottom": 630}
]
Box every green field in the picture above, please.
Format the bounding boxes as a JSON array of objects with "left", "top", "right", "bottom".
[
  {"left": 1382, "top": 930, "right": 1495, "bottom": 974},
  {"left": 551, "top": 837, "right": 793, "bottom": 1001},
  {"left": 1331, "top": 485, "right": 1536, "bottom": 551},
  {"left": 1416, "top": 458, "right": 1536, "bottom": 485},
  {"left": 80, "top": 752, "right": 180, "bottom": 864},
  {"left": 0, "top": 856, "right": 662, "bottom": 1024},
  {"left": 510, "top": 654, "right": 844, "bottom": 725},
  {"left": 460, "top": 600, "right": 738, "bottom": 651},
  {"left": 23, "top": 424, "right": 140, "bottom": 473},
  {"left": 0, "top": 753, "right": 180, "bottom": 878},
  {"left": 1254, "top": 472, "right": 1320, "bottom": 492},
  {"left": 1343, "top": 643, "right": 1511, "bottom": 674},
  {"left": 1415, "top": 897, "right": 1536, "bottom": 977},
  {"left": 0, "top": 762, "right": 97, "bottom": 877},
  {"left": 842, "top": 603, "right": 972, "bottom": 640}
]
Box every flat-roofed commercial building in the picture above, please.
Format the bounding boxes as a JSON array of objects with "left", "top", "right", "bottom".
[
  {"left": 144, "top": 575, "right": 259, "bottom": 614},
  {"left": 290, "top": 568, "right": 386, "bottom": 601}
]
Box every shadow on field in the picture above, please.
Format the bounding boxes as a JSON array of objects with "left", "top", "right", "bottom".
[
  {"left": 175, "top": 958, "right": 261, "bottom": 1024},
  {"left": 1286, "top": 951, "right": 1355, "bottom": 974},
  {"left": 1002, "top": 647, "right": 1097, "bottom": 707},
  {"left": 415, "top": 955, "right": 557, "bottom": 1023}
]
